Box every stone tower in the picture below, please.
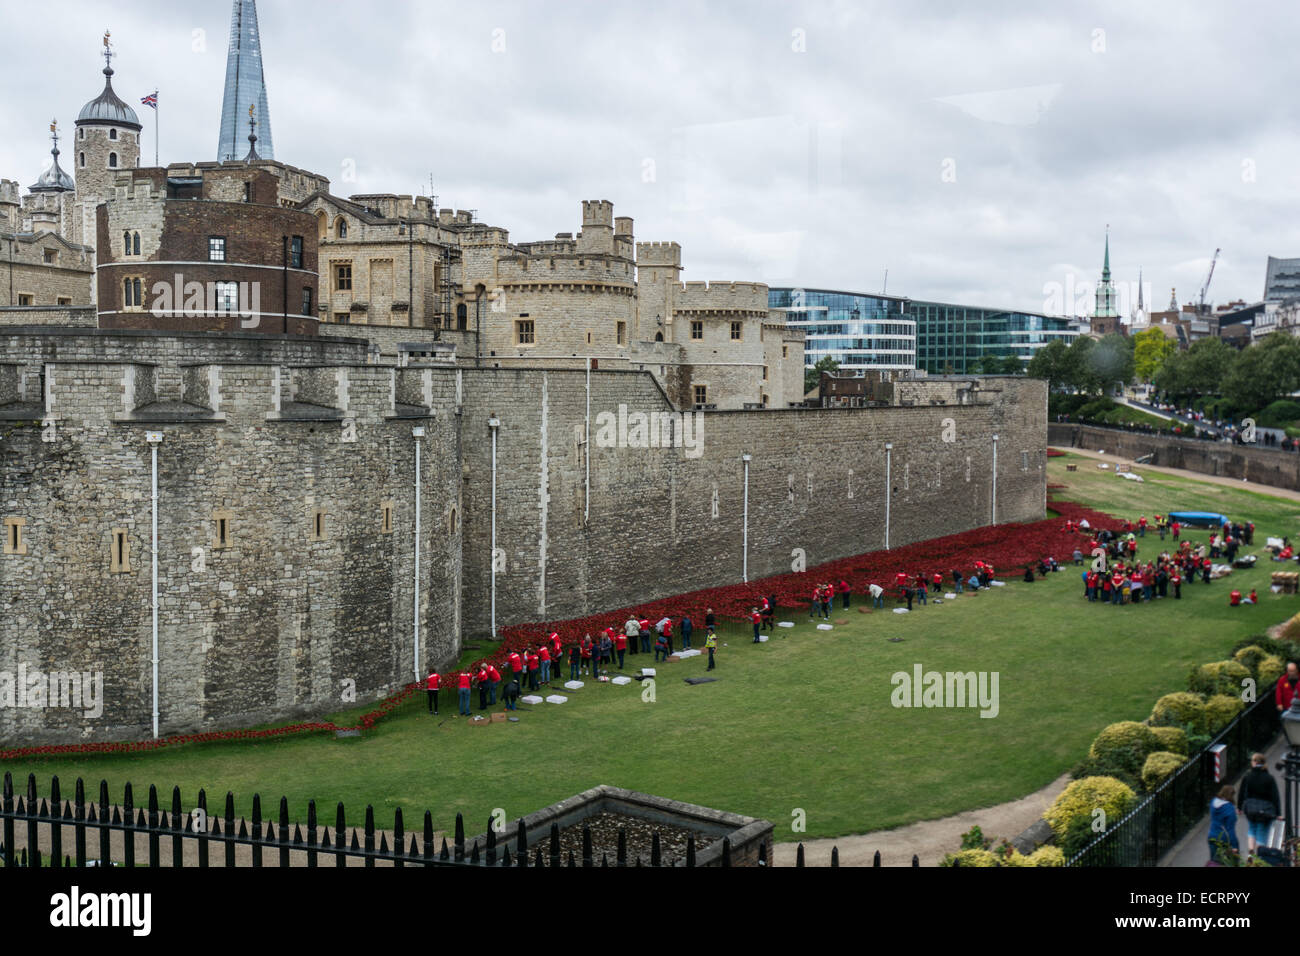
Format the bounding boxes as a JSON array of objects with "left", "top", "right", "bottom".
[
  {"left": 636, "top": 241, "right": 682, "bottom": 342},
  {"left": 218, "top": 0, "right": 275, "bottom": 161},
  {"left": 73, "top": 33, "right": 141, "bottom": 299}
]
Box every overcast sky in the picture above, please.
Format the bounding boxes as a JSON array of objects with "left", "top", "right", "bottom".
[{"left": 3, "top": 0, "right": 1297, "bottom": 317}]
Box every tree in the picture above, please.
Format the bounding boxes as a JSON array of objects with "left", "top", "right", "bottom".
[
  {"left": 1224, "top": 332, "right": 1300, "bottom": 411},
  {"left": 805, "top": 356, "right": 839, "bottom": 396},
  {"left": 1089, "top": 333, "right": 1136, "bottom": 394},
  {"left": 1064, "top": 335, "right": 1100, "bottom": 393},
  {"left": 1026, "top": 339, "right": 1071, "bottom": 390},
  {"left": 1133, "top": 327, "right": 1177, "bottom": 383}
]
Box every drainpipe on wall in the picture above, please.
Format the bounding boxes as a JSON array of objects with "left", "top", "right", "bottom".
[
  {"left": 741, "top": 453, "right": 751, "bottom": 582},
  {"left": 884, "top": 442, "right": 893, "bottom": 549},
  {"left": 412, "top": 426, "right": 425, "bottom": 682},
  {"left": 489, "top": 415, "right": 500, "bottom": 638},
  {"left": 991, "top": 433, "right": 999, "bottom": 526},
  {"left": 146, "top": 430, "right": 163, "bottom": 739},
  {"left": 584, "top": 357, "right": 591, "bottom": 525}
]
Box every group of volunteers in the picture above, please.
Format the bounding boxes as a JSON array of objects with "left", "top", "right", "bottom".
[
  {"left": 1066, "top": 513, "right": 1266, "bottom": 607},
  {"left": 422, "top": 609, "right": 727, "bottom": 715}
]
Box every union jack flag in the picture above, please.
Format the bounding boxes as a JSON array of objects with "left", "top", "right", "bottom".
[{"left": 141, "top": 91, "right": 158, "bottom": 109}]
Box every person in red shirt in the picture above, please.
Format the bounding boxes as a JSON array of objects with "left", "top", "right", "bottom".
[
  {"left": 426, "top": 670, "right": 440, "bottom": 714},
  {"left": 760, "top": 596, "right": 774, "bottom": 631},
  {"left": 476, "top": 665, "right": 490, "bottom": 710},
  {"left": 638, "top": 618, "right": 651, "bottom": 654},
  {"left": 456, "top": 670, "right": 472, "bottom": 716},
  {"left": 538, "top": 643, "right": 551, "bottom": 685},
  {"left": 614, "top": 629, "right": 627, "bottom": 669},
  {"left": 485, "top": 663, "right": 501, "bottom": 704},
  {"left": 810, "top": 585, "right": 822, "bottom": 620},
  {"left": 751, "top": 608, "right": 762, "bottom": 643},
  {"left": 526, "top": 648, "right": 541, "bottom": 691},
  {"left": 1172, "top": 520, "right": 1181, "bottom": 539},
  {"left": 1171, "top": 569, "right": 1182, "bottom": 599},
  {"left": 550, "top": 632, "right": 563, "bottom": 665},
  {"left": 931, "top": 571, "right": 943, "bottom": 592},
  {"left": 837, "top": 579, "right": 851, "bottom": 609},
  {"left": 1248, "top": 589, "right": 1258, "bottom": 605},
  {"left": 1276, "top": 662, "right": 1300, "bottom": 715},
  {"left": 662, "top": 619, "right": 674, "bottom": 655},
  {"left": 508, "top": 651, "right": 523, "bottom": 685},
  {"left": 581, "top": 635, "right": 593, "bottom": 676},
  {"left": 1229, "top": 589, "right": 1242, "bottom": 607}
]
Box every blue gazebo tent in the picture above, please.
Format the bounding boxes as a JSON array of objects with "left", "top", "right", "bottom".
[{"left": 1167, "top": 511, "right": 1227, "bottom": 528}]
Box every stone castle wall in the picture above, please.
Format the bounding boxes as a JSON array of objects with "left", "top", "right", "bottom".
[{"left": 0, "top": 327, "right": 1046, "bottom": 744}]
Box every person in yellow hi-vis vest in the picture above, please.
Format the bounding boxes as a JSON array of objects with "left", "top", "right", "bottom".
[{"left": 705, "top": 631, "right": 717, "bottom": 671}]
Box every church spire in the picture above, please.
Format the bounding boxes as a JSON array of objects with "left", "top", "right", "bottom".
[
  {"left": 1137, "top": 269, "right": 1143, "bottom": 311},
  {"left": 1094, "top": 226, "right": 1118, "bottom": 319},
  {"left": 1102, "top": 225, "right": 1111, "bottom": 280}
]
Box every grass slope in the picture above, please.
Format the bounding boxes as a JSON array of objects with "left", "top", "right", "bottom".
[{"left": 4, "top": 452, "right": 1297, "bottom": 841}]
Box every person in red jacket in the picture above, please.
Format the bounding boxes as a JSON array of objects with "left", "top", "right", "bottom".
[
  {"left": 1229, "top": 589, "right": 1242, "bottom": 607},
  {"left": 456, "top": 670, "right": 472, "bottom": 716},
  {"left": 426, "top": 670, "right": 440, "bottom": 714},
  {"left": 614, "top": 629, "right": 627, "bottom": 669},
  {"left": 485, "top": 663, "right": 501, "bottom": 704},
  {"left": 581, "top": 635, "right": 594, "bottom": 676},
  {"left": 538, "top": 643, "right": 551, "bottom": 685},
  {"left": 550, "top": 632, "right": 563, "bottom": 666},
  {"left": 526, "top": 648, "right": 541, "bottom": 691},
  {"left": 1276, "top": 662, "right": 1300, "bottom": 717},
  {"left": 508, "top": 651, "right": 523, "bottom": 685},
  {"left": 476, "top": 665, "right": 490, "bottom": 710},
  {"left": 838, "top": 579, "right": 851, "bottom": 609},
  {"left": 751, "top": 607, "right": 762, "bottom": 643}
]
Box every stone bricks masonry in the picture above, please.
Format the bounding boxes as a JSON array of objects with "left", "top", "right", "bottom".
[{"left": 0, "top": 328, "right": 1045, "bottom": 744}]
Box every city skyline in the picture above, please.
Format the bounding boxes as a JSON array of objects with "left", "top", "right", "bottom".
[{"left": 3, "top": 1, "right": 1298, "bottom": 316}]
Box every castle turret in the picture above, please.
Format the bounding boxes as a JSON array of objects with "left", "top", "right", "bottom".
[
  {"left": 72, "top": 33, "right": 142, "bottom": 297},
  {"left": 577, "top": 199, "right": 614, "bottom": 255}
]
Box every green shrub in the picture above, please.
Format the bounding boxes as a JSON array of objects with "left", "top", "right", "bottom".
[
  {"left": 1233, "top": 645, "right": 1270, "bottom": 679},
  {"left": 1088, "top": 721, "right": 1159, "bottom": 778},
  {"left": 1141, "top": 751, "right": 1186, "bottom": 791},
  {"left": 1003, "top": 846, "right": 1065, "bottom": 867},
  {"left": 944, "top": 848, "right": 999, "bottom": 867},
  {"left": 1188, "top": 660, "right": 1252, "bottom": 698},
  {"left": 1259, "top": 655, "right": 1286, "bottom": 692},
  {"left": 1150, "top": 725, "right": 1189, "bottom": 756},
  {"left": 1204, "top": 694, "right": 1245, "bottom": 732},
  {"left": 1045, "top": 776, "right": 1137, "bottom": 844},
  {"left": 1253, "top": 399, "right": 1300, "bottom": 430},
  {"left": 1151, "top": 692, "right": 1207, "bottom": 734}
]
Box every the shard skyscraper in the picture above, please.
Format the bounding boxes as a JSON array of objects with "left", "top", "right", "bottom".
[{"left": 217, "top": 0, "right": 274, "bottom": 161}]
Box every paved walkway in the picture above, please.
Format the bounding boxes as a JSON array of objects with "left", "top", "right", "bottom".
[
  {"left": 1159, "top": 733, "right": 1286, "bottom": 867},
  {"left": 773, "top": 773, "right": 1071, "bottom": 866}
]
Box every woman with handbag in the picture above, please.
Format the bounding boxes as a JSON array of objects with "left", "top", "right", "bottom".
[{"left": 1238, "top": 752, "right": 1282, "bottom": 856}]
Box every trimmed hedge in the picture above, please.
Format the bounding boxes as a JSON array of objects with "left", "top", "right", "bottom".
[
  {"left": 1188, "top": 660, "right": 1252, "bottom": 698},
  {"left": 1204, "top": 694, "right": 1245, "bottom": 733},
  {"left": 1088, "top": 721, "right": 1159, "bottom": 778},
  {"left": 1141, "top": 751, "right": 1187, "bottom": 791},
  {"left": 1259, "top": 655, "right": 1286, "bottom": 692},
  {"left": 1045, "top": 776, "right": 1137, "bottom": 843},
  {"left": 1150, "top": 725, "right": 1189, "bottom": 756},
  {"left": 1233, "top": 645, "right": 1270, "bottom": 679},
  {"left": 1150, "top": 692, "right": 1207, "bottom": 735}
]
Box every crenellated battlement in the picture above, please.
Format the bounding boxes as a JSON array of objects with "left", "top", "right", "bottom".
[
  {"left": 582, "top": 199, "right": 614, "bottom": 227},
  {"left": 636, "top": 241, "right": 682, "bottom": 268},
  {"left": 674, "top": 280, "right": 770, "bottom": 312}
]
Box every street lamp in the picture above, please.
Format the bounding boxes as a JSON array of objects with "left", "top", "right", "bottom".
[{"left": 1281, "top": 698, "right": 1300, "bottom": 842}]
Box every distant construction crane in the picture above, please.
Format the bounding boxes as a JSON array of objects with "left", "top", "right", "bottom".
[{"left": 1199, "top": 248, "right": 1220, "bottom": 315}]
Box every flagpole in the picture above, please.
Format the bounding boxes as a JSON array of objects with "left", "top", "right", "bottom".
[{"left": 154, "top": 91, "right": 159, "bottom": 167}]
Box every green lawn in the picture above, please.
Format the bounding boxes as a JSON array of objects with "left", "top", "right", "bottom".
[{"left": 4, "top": 452, "right": 1298, "bottom": 842}]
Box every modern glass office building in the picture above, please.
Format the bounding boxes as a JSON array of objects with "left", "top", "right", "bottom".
[
  {"left": 769, "top": 288, "right": 916, "bottom": 371},
  {"left": 770, "top": 287, "right": 1078, "bottom": 375},
  {"left": 218, "top": 0, "right": 275, "bottom": 162}
]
